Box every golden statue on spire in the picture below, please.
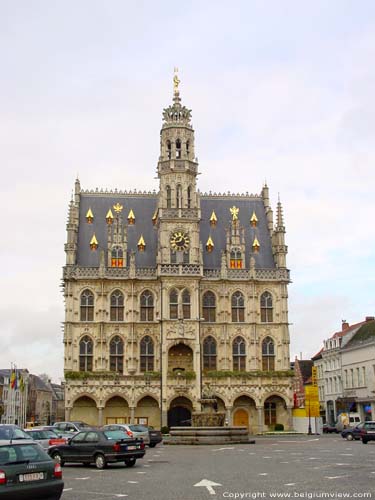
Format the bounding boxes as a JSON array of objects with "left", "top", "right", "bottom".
[
  {"left": 173, "top": 67, "right": 180, "bottom": 94},
  {"left": 230, "top": 206, "right": 239, "bottom": 221}
]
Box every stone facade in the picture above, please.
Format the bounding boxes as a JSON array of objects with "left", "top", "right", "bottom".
[{"left": 63, "top": 77, "right": 294, "bottom": 433}]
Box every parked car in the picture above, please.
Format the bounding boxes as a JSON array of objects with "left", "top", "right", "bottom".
[
  {"left": 0, "top": 439, "right": 64, "bottom": 499},
  {"left": 322, "top": 423, "right": 339, "bottom": 434},
  {"left": 48, "top": 429, "right": 145, "bottom": 469},
  {"left": 102, "top": 424, "right": 150, "bottom": 445},
  {"left": 147, "top": 426, "right": 163, "bottom": 448},
  {"left": 42, "top": 426, "right": 75, "bottom": 440},
  {"left": 341, "top": 423, "right": 364, "bottom": 441},
  {"left": 0, "top": 424, "right": 30, "bottom": 440},
  {"left": 360, "top": 421, "right": 375, "bottom": 444},
  {"left": 52, "top": 421, "right": 93, "bottom": 435},
  {"left": 25, "top": 428, "right": 67, "bottom": 451}
]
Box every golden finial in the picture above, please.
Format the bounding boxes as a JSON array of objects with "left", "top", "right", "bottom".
[
  {"left": 128, "top": 209, "right": 135, "bottom": 225},
  {"left": 113, "top": 202, "right": 123, "bottom": 213},
  {"left": 252, "top": 237, "right": 260, "bottom": 253},
  {"left": 230, "top": 206, "right": 239, "bottom": 221},
  {"left": 206, "top": 236, "right": 214, "bottom": 253},
  {"left": 106, "top": 209, "right": 114, "bottom": 224},
  {"left": 173, "top": 67, "right": 180, "bottom": 94},
  {"left": 137, "top": 235, "right": 146, "bottom": 252},
  {"left": 90, "top": 234, "right": 98, "bottom": 251},
  {"left": 86, "top": 208, "right": 94, "bottom": 223},
  {"left": 152, "top": 209, "right": 158, "bottom": 225},
  {"left": 210, "top": 210, "right": 217, "bottom": 226},
  {"left": 250, "top": 211, "right": 258, "bottom": 227}
]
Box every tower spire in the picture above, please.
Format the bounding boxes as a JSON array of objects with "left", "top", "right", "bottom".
[{"left": 276, "top": 197, "right": 285, "bottom": 230}]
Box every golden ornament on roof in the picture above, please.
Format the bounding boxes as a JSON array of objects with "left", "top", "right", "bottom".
[
  {"left": 128, "top": 209, "right": 135, "bottom": 224},
  {"left": 86, "top": 208, "right": 94, "bottom": 223},
  {"left": 90, "top": 234, "right": 98, "bottom": 251},
  {"left": 137, "top": 235, "right": 146, "bottom": 252},
  {"left": 210, "top": 210, "right": 217, "bottom": 226},
  {"left": 252, "top": 237, "right": 260, "bottom": 253},
  {"left": 230, "top": 206, "right": 239, "bottom": 221},
  {"left": 250, "top": 211, "right": 258, "bottom": 227},
  {"left": 206, "top": 236, "right": 214, "bottom": 253},
  {"left": 106, "top": 209, "right": 114, "bottom": 224},
  {"left": 113, "top": 202, "right": 123, "bottom": 213},
  {"left": 152, "top": 209, "right": 158, "bottom": 225}
]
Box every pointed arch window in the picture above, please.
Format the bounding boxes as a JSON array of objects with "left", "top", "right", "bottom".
[
  {"left": 182, "top": 289, "right": 191, "bottom": 319},
  {"left": 203, "top": 291, "right": 216, "bottom": 322},
  {"left": 264, "top": 401, "right": 277, "bottom": 426},
  {"left": 232, "top": 336, "right": 246, "bottom": 371},
  {"left": 170, "top": 288, "right": 178, "bottom": 319},
  {"left": 166, "top": 185, "right": 171, "bottom": 208},
  {"left": 260, "top": 292, "right": 273, "bottom": 322},
  {"left": 166, "top": 140, "right": 171, "bottom": 159},
  {"left": 187, "top": 186, "right": 192, "bottom": 208},
  {"left": 110, "top": 290, "right": 124, "bottom": 321},
  {"left": 111, "top": 246, "right": 123, "bottom": 268},
  {"left": 80, "top": 290, "right": 94, "bottom": 322},
  {"left": 230, "top": 249, "right": 243, "bottom": 269},
  {"left": 176, "top": 184, "right": 182, "bottom": 208},
  {"left": 110, "top": 335, "right": 124, "bottom": 372},
  {"left": 140, "top": 290, "right": 154, "bottom": 322},
  {"left": 79, "top": 335, "right": 93, "bottom": 371},
  {"left": 176, "top": 138, "right": 181, "bottom": 159},
  {"left": 186, "top": 140, "right": 190, "bottom": 157},
  {"left": 140, "top": 335, "right": 154, "bottom": 372},
  {"left": 203, "top": 335, "right": 217, "bottom": 370},
  {"left": 231, "top": 291, "right": 245, "bottom": 322},
  {"left": 262, "top": 336, "right": 275, "bottom": 371}
]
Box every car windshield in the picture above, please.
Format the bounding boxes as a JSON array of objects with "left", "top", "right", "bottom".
[
  {"left": 0, "top": 444, "right": 50, "bottom": 465},
  {"left": 128, "top": 425, "right": 148, "bottom": 432},
  {"left": 103, "top": 430, "right": 130, "bottom": 441},
  {"left": 74, "top": 422, "right": 91, "bottom": 428},
  {"left": 0, "top": 427, "right": 29, "bottom": 440}
]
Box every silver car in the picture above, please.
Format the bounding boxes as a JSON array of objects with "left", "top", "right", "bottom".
[
  {"left": 24, "top": 428, "right": 67, "bottom": 451},
  {"left": 103, "top": 424, "right": 150, "bottom": 444}
]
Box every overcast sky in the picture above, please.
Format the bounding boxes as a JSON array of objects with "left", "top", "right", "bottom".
[{"left": 1, "top": 1, "right": 374, "bottom": 382}]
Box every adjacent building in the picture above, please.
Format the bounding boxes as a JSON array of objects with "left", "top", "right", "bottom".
[{"left": 62, "top": 75, "right": 293, "bottom": 432}]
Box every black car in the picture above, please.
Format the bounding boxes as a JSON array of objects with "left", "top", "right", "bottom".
[
  {"left": 361, "top": 421, "right": 375, "bottom": 444},
  {"left": 0, "top": 439, "right": 64, "bottom": 499},
  {"left": 341, "top": 423, "right": 364, "bottom": 441},
  {"left": 147, "top": 427, "right": 163, "bottom": 448},
  {"left": 322, "top": 423, "right": 339, "bottom": 434},
  {"left": 48, "top": 429, "right": 145, "bottom": 469}
]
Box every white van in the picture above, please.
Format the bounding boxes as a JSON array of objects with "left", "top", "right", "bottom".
[{"left": 335, "top": 412, "right": 361, "bottom": 431}]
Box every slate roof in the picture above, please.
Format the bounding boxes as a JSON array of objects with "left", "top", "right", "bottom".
[
  {"left": 343, "top": 320, "right": 375, "bottom": 349},
  {"left": 296, "top": 360, "right": 313, "bottom": 384},
  {"left": 76, "top": 193, "right": 275, "bottom": 269}
]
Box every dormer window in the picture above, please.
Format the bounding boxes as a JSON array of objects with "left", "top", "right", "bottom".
[
  {"left": 230, "top": 249, "right": 242, "bottom": 269},
  {"left": 176, "top": 139, "right": 181, "bottom": 158},
  {"left": 111, "top": 246, "right": 124, "bottom": 267}
]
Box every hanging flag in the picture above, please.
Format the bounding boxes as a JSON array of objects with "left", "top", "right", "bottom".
[
  {"left": 19, "top": 374, "right": 25, "bottom": 392},
  {"left": 10, "top": 369, "right": 16, "bottom": 390}
]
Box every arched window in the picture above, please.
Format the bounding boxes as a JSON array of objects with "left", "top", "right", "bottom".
[
  {"left": 231, "top": 291, "right": 245, "bottom": 322},
  {"left": 110, "top": 335, "right": 124, "bottom": 372},
  {"left": 232, "top": 336, "right": 246, "bottom": 371},
  {"left": 79, "top": 335, "right": 93, "bottom": 371},
  {"left": 110, "top": 290, "right": 124, "bottom": 321},
  {"left": 176, "top": 138, "right": 181, "bottom": 159},
  {"left": 264, "top": 401, "right": 276, "bottom": 426},
  {"left": 260, "top": 292, "right": 273, "bottom": 322},
  {"left": 176, "top": 184, "right": 182, "bottom": 208},
  {"left": 203, "top": 291, "right": 216, "bottom": 322},
  {"left": 111, "top": 246, "right": 123, "bottom": 268},
  {"left": 186, "top": 140, "right": 190, "bottom": 157},
  {"left": 182, "top": 289, "right": 191, "bottom": 319},
  {"left": 80, "top": 289, "right": 94, "bottom": 322},
  {"left": 187, "top": 186, "right": 192, "bottom": 208},
  {"left": 262, "top": 336, "right": 275, "bottom": 371},
  {"left": 140, "top": 290, "right": 154, "bottom": 321},
  {"left": 203, "top": 336, "right": 217, "bottom": 370},
  {"left": 140, "top": 335, "right": 154, "bottom": 372},
  {"left": 230, "top": 249, "right": 243, "bottom": 269},
  {"left": 170, "top": 288, "right": 178, "bottom": 319},
  {"left": 166, "top": 140, "right": 171, "bottom": 159},
  {"left": 166, "top": 185, "right": 171, "bottom": 208}
]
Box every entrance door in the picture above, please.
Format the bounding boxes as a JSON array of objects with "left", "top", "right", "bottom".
[
  {"left": 233, "top": 409, "right": 249, "bottom": 428},
  {"left": 168, "top": 406, "right": 191, "bottom": 427}
]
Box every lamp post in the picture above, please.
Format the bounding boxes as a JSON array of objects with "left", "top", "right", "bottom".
[{"left": 307, "top": 399, "right": 312, "bottom": 435}]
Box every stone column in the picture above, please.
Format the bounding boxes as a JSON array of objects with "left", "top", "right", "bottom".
[
  {"left": 161, "top": 405, "right": 168, "bottom": 428},
  {"left": 130, "top": 407, "right": 135, "bottom": 424},
  {"left": 225, "top": 406, "right": 232, "bottom": 426},
  {"left": 65, "top": 407, "right": 72, "bottom": 421},
  {"left": 257, "top": 406, "right": 264, "bottom": 433},
  {"left": 286, "top": 406, "right": 293, "bottom": 431},
  {"left": 371, "top": 402, "right": 375, "bottom": 421},
  {"left": 98, "top": 407, "right": 103, "bottom": 427}
]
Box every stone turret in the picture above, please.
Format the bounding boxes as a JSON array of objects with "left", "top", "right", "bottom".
[{"left": 272, "top": 196, "right": 288, "bottom": 268}]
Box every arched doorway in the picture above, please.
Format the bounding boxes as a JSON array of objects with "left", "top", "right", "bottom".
[
  {"left": 233, "top": 395, "right": 256, "bottom": 432},
  {"left": 135, "top": 396, "right": 160, "bottom": 428},
  {"left": 71, "top": 396, "right": 98, "bottom": 426},
  {"left": 264, "top": 395, "right": 288, "bottom": 430},
  {"left": 103, "top": 396, "right": 129, "bottom": 425},
  {"left": 168, "top": 396, "right": 192, "bottom": 427},
  {"left": 233, "top": 408, "right": 249, "bottom": 427}
]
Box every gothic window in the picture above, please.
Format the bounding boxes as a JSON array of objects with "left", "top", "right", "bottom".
[
  {"left": 80, "top": 289, "right": 94, "bottom": 322},
  {"left": 264, "top": 402, "right": 277, "bottom": 426},
  {"left": 203, "top": 335, "right": 217, "bottom": 370},
  {"left": 166, "top": 140, "right": 171, "bottom": 159},
  {"left": 230, "top": 249, "right": 243, "bottom": 269},
  {"left": 169, "top": 288, "right": 178, "bottom": 319},
  {"left": 176, "top": 184, "right": 182, "bottom": 208},
  {"left": 187, "top": 186, "right": 192, "bottom": 208},
  {"left": 183, "top": 251, "right": 189, "bottom": 264},
  {"left": 110, "top": 290, "right": 124, "bottom": 321},
  {"left": 182, "top": 289, "right": 191, "bottom": 319},
  {"left": 79, "top": 335, "right": 93, "bottom": 371},
  {"left": 176, "top": 139, "right": 181, "bottom": 159},
  {"left": 111, "top": 246, "right": 123, "bottom": 268},
  {"left": 262, "top": 336, "right": 275, "bottom": 371},
  {"left": 203, "top": 291, "right": 216, "bottom": 322},
  {"left": 260, "top": 292, "right": 273, "bottom": 322},
  {"left": 140, "top": 290, "right": 154, "bottom": 321},
  {"left": 109, "top": 335, "right": 124, "bottom": 372},
  {"left": 140, "top": 335, "right": 154, "bottom": 372},
  {"left": 232, "top": 336, "right": 246, "bottom": 371},
  {"left": 186, "top": 140, "right": 190, "bottom": 157},
  {"left": 166, "top": 185, "right": 171, "bottom": 208},
  {"left": 170, "top": 250, "right": 177, "bottom": 264},
  {"left": 231, "top": 291, "right": 245, "bottom": 322}
]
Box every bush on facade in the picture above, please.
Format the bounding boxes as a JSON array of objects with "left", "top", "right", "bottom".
[
  {"left": 161, "top": 426, "right": 170, "bottom": 434},
  {"left": 204, "top": 370, "right": 294, "bottom": 379},
  {"left": 274, "top": 423, "right": 284, "bottom": 431}
]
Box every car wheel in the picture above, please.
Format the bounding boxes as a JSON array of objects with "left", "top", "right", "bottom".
[
  {"left": 149, "top": 443, "right": 156, "bottom": 448},
  {"left": 125, "top": 458, "right": 136, "bottom": 467},
  {"left": 52, "top": 452, "right": 64, "bottom": 466},
  {"left": 362, "top": 439, "right": 368, "bottom": 444},
  {"left": 346, "top": 433, "right": 354, "bottom": 441},
  {"left": 95, "top": 453, "right": 107, "bottom": 469}
]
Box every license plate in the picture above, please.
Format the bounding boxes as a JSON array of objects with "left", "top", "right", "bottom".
[
  {"left": 19, "top": 472, "right": 44, "bottom": 482},
  {"left": 127, "top": 445, "right": 136, "bottom": 450}
]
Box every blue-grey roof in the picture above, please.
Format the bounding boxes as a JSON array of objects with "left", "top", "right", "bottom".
[{"left": 76, "top": 193, "right": 275, "bottom": 269}]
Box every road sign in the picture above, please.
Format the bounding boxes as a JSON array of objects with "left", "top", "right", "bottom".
[{"left": 311, "top": 366, "right": 318, "bottom": 386}]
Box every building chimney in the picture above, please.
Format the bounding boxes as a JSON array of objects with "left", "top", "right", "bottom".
[
  {"left": 365, "top": 316, "right": 375, "bottom": 322},
  {"left": 342, "top": 320, "right": 349, "bottom": 331}
]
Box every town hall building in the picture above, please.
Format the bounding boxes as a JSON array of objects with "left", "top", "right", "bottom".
[{"left": 63, "top": 74, "right": 294, "bottom": 432}]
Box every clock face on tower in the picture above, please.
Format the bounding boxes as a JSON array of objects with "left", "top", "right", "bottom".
[{"left": 170, "top": 231, "right": 190, "bottom": 251}]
